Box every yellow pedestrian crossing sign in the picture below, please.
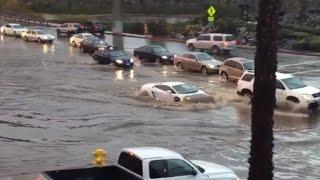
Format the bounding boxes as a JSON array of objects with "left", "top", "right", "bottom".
[
  {"left": 207, "top": 6, "right": 216, "bottom": 17},
  {"left": 207, "top": 6, "right": 216, "bottom": 22}
]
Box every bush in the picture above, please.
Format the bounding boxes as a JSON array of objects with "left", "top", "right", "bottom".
[
  {"left": 147, "top": 19, "right": 171, "bottom": 36},
  {"left": 279, "top": 29, "right": 295, "bottom": 39},
  {"left": 124, "top": 22, "right": 144, "bottom": 34},
  {"left": 215, "top": 18, "right": 238, "bottom": 35},
  {"left": 291, "top": 39, "right": 309, "bottom": 50},
  {"left": 309, "top": 36, "right": 320, "bottom": 51}
]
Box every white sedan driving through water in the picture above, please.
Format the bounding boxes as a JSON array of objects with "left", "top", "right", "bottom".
[{"left": 139, "top": 82, "right": 213, "bottom": 103}]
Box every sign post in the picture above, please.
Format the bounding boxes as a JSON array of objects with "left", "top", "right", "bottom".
[{"left": 207, "top": 5, "right": 216, "bottom": 26}]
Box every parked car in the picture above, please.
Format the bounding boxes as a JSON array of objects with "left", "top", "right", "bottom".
[
  {"left": 174, "top": 52, "right": 222, "bottom": 74},
  {"left": 56, "top": 23, "right": 81, "bottom": 36},
  {"left": 69, "top": 33, "right": 97, "bottom": 47},
  {"left": 0, "top": 23, "right": 26, "bottom": 37},
  {"left": 21, "top": 29, "right": 55, "bottom": 43},
  {"left": 17, "top": 147, "right": 239, "bottom": 180},
  {"left": 80, "top": 38, "right": 109, "bottom": 53},
  {"left": 186, "top": 33, "right": 236, "bottom": 54},
  {"left": 79, "top": 22, "right": 106, "bottom": 35},
  {"left": 133, "top": 45, "right": 175, "bottom": 64},
  {"left": 140, "top": 82, "right": 213, "bottom": 103},
  {"left": 219, "top": 58, "right": 254, "bottom": 81},
  {"left": 93, "top": 48, "right": 134, "bottom": 68},
  {"left": 237, "top": 72, "right": 320, "bottom": 111}
]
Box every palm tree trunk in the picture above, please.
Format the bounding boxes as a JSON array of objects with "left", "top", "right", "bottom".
[{"left": 248, "top": 0, "right": 281, "bottom": 179}]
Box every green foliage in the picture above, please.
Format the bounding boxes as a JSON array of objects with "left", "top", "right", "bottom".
[
  {"left": 291, "top": 39, "right": 309, "bottom": 50},
  {"left": 309, "top": 36, "right": 320, "bottom": 51},
  {"left": 215, "top": 18, "right": 238, "bottom": 34},
  {"left": 124, "top": 22, "right": 145, "bottom": 34},
  {"left": 147, "top": 19, "right": 171, "bottom": 36}
]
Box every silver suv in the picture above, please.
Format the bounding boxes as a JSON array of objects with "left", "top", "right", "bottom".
[{"left": 186, "top": 33, "right": 236, "bottom": 53}]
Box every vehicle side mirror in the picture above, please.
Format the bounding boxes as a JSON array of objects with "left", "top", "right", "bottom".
[
  {"left": 192, "top": 169, "right": 198, "bottom": 175},
  {"left": 166, "top": 90, "right": 172, "bottom": 94}
]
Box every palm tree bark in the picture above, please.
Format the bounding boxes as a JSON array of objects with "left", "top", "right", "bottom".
[{"left": 248, "top": 0, "right": 281, "bottom": 179}]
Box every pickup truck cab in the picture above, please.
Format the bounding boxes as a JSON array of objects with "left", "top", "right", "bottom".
[{"left": 2, "top": 147, "right": 239, "bottom": 180}]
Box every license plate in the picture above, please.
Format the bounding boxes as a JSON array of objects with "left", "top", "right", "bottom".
[{"left": 126, "top": 63, "right": 130, "bottom": 66}]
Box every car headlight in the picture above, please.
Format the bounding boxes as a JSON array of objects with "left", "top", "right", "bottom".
[
  {"left": 185, "top": 96, "right": 191, "bottom": 100},
  {"left": 208, "top": 64, "right": 215, "bottom": 68},
  {"left": 98, "top": 47, "right": 105, "bottom": 51},
  {"left": 161, "top": 56, "right": 168, "bottom": 59},
  {"left": 130, "top": 58, "right": 134, "bottom": 63},
  {"left": 116, "top": 59, "right": 123, "bottom": 64}
]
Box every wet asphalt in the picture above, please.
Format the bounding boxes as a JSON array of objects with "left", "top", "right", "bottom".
[{"left": 0, "top": 27, "right": 320, "bottom": 179}]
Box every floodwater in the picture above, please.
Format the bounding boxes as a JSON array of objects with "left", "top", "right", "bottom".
[{"left": 0, "top": 28, "right": 320, "bottom": 179}]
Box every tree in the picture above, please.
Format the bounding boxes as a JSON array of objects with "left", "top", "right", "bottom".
[{"left": 248, "top": 0, "right": 281, "bottom": 179}]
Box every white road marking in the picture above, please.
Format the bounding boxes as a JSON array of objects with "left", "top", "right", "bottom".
[
  {"left": 291, "top": 69, "right": 320, "bottom": 75},
  {"left": 278, "top": 61, "right": 320, "bottom": 69}
]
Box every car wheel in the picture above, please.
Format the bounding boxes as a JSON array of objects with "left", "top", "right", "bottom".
[
  {"left": 13, "top": 31, "right": 17, "bottom": 37},
  {"left": 174, "top": 97, "right": 181, "bottom": 102},
  {"left": 201, "top": 66, "right": 208, "bottom": 75},
  {"left": 286, "top": 97, "right": 300, "bottom": 110},
  {"left": 37, "top": 38, "right": 42, "bottom": 43},
  {"left": 177, "top": 62, "right": 184, "bottom": 70},
  {"left": 24, "top": 36, "right": 29, "bottom": 41},
  {"left": 188, "top": 44, "right": 195, "bottom": 51},
  {"left": 135, "top": 54, "right": 140, "bottom": 60},
  {"left": 56, "top": 29, "right": 61, "bottom": 36},
  {"left": 242, "top": 90, "right": 253, "bottom": 103},
  {"left": 220, "top": 71, "right": 228, "bottom": 80},
  {"left": 72, "top": 41, "right": 77, "bottom": 47},
  {"left": 212, "top": 46, "right": 220, "bottom": 54},
  {"left": 82, "top": 46, "right": 86, "bottom": 53},
  {"left": 3, "top": 30, "right": 6, "bottom": 35}
]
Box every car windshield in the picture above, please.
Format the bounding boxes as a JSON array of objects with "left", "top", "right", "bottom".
[
  {"left": 111, "top": 50, "right": 127, "bottom": 57},
  {"left": 84, "top": 34, "right": 96, "bottom": 39},
  {"left": 243, "top": 61, "right": 255, "bottom": 70},
  {"left": 172, "top": 84, "right": 199, "bottom": 94},
  {"left": 11, "top": 25, "right": 23, "bottom": 29},
  {"left": 152, "top": 46, "right": 168, "bottom": 53},
  {"left": 35, "top": 30, "right": 45, "bottom": 34},
  {"left": 225, "top": 35, "right": 235, "bottom": 41},
  {"left": 92, "top": 39, "right": 107, "bottom": 45},
  {"left": 196, "top": 53, "right": 213, "bottom": 61},
  {"left": 281, "top": 76, "right": 307, "bottom": 90}
]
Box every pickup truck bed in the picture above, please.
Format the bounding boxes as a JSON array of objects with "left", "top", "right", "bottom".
[{"left": 45, "top": 166, "right": 142, "bottom": 180}]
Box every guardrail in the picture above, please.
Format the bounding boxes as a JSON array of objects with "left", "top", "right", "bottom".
[
  {"left": 0, "top": 10, "right": 51, "bottom": 26},
  {"left": 0, "top": 15, "right": 50, "bottom": 26}
]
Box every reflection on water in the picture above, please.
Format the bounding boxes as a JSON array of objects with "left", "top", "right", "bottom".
[
  {"left": 42, "top": 44, "right": 55, "bottom": 54},
  {"left": 235, "top": 105, "right": 320, "bottom": 130},
  {"left": 162, "top": 66, "right": 168, "bottom": 78},
  {"left": 114, "top": 69, "right": 135, "bottom": 81},
  {"left": 69, "top": 47, "right": 74, "bottom": 55}
]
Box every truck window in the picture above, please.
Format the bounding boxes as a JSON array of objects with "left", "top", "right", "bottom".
[
  {"left": 118, "top": 152, "right": 143, "bottom": 176},
  {"left": 149, "top": 159, "right": 195, "bottom": 179}
]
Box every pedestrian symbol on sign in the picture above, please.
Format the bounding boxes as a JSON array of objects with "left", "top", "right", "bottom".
[{"left": 207, "top": 6, "right": 216, "bottom": 23}]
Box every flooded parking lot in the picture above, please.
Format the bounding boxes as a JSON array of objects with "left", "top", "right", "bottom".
[{"left": 0, "top": 28, "right": 320, "bottom": 179}]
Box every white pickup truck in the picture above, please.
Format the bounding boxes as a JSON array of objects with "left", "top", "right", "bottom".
[{"left": 1, "top": 147, "right": 239, "bottom": 180}]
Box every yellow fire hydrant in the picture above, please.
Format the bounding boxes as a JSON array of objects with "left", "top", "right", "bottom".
[{"left": 92, "top": 148, "right": 107, "bottom": 167}]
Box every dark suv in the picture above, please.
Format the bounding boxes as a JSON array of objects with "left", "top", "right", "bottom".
[{"left": 79, "top": 22, "right": 106, "bottom": 35}]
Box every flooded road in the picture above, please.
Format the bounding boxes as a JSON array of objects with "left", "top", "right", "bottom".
[{"left": 0, "top": 29, "right": 320, "bottom": 179}]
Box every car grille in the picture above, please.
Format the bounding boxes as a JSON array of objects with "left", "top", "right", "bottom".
[{"left": 313, "top": 92, "right": 320, "bottom": 98}]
